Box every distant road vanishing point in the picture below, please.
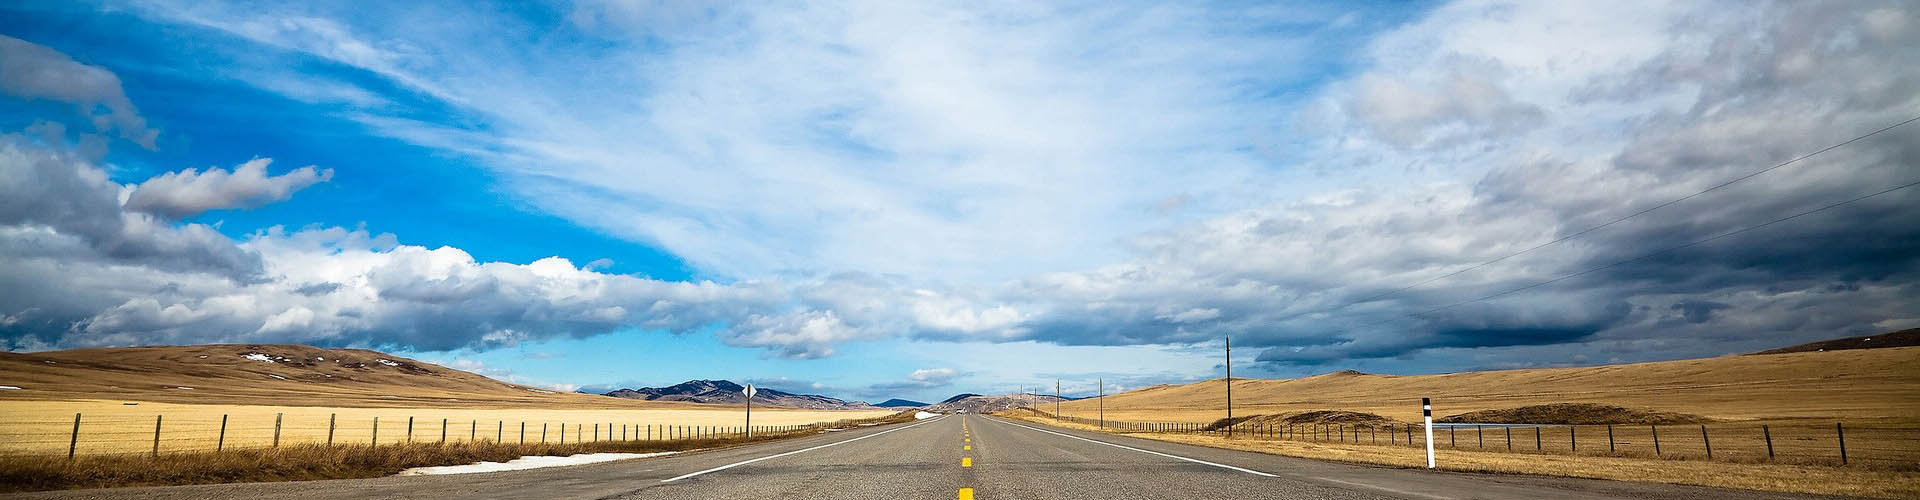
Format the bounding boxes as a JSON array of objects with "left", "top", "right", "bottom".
[{"left": 3, "top": 414, "right": 1852, "bottom": 500}]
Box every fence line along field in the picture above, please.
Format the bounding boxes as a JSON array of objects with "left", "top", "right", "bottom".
[
  {"left": 0, "top": 344, "right": 895, "bottom": 457},
  {"left": 0, "top": 400, "right": 895, "bottom": 457},
  {"left": 1053, "top": 345, "right": 1920, "bottom": 426}
]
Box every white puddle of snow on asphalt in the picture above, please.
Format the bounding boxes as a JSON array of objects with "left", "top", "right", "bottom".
[
  {"left": 0, "top": 386, "right": 20, "bottom": 390},
  {"left": 914, "top": 411, "right": 938, "bottom": 419},
  {"left": 397, "top": 452, "right": 679, "bottom": 476}
]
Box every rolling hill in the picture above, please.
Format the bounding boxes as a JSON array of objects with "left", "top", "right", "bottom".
[
  {"left": 0, "top": 344, "right": 692, "bottom": 408},
  {"left": 1753, "top": 327, "right": 1920, "bottom": 354},
  {"left": 602, "top": 379, "right": 876, "bottom": 409},
  {"left": 1052, "top": 345, "right": 1920, "bottom": 425},
  {"left": 873, "top": 398, "right": 928, "bottom": 407}
]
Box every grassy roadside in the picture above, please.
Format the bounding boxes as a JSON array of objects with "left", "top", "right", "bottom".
[
  {"left": 0, "top": 411, "right": 916, "bottom": 493},
  {"left": 995, "top": 411, "right": 1920, "bottom": 499}
]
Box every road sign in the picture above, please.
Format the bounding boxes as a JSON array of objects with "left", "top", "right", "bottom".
[{"left": 744, "top": 384, "right": 757, "bottom": 398}]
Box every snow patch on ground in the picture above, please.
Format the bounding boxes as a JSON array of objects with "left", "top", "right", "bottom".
[
  {"left": 242, "top": 353, "right": 275, "bottom": 363},
  {"left": 267, "top": 374, "right": 287, "bottom": 380},
  {"left": 914, "top": 411, "right": 938, "bottom": 420},
  {"left": 526, "top": 388, "right": 554, "bottom": 394},
  {"left": 0, "top": 386, "right": 20, "bottom": 390},
  {"left": 174, "top": 387, "right": 193, "bottom": 390},
  {"left": 377, "top": 359, "right": 399, "bottom": 367},
  {"left": 397, "top": 452, "right": 680, "bottom": 476}
]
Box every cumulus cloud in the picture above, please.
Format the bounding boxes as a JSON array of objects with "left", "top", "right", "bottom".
[
  {"left": 125, "top": 158, "right": 333, "bottom": 219},
  {"left": 0, "top": 35, "right": 158, "bottom": 149}
]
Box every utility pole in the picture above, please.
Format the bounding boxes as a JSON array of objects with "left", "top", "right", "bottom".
[
  {"left": 1055, "top": 379, "right": 1060, "bottom": 419},
  {"left": 1226, "top": 336, "right": 1233, "bottom": 438},
  {"left": 1098, "top": 378, "right": 1105, "bottom": 429}
]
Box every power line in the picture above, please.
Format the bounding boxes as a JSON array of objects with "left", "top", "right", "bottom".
[{"left": 1386, "top": 177, "right": 1920, "bottom": 324}]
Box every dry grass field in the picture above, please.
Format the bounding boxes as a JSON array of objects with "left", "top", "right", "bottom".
[
  {"left": 1023, "top": 345, "right": 1920, "bottom": 498},
  {"left": 0, "top": 400, "right": 896, "bottom": 457},
  {"left": 0, "top": 344, "right": 710, "bottom": 408},
  {"left": 1000, "top": 411, "right": 1920, "bottom": 499},
  {"left": 0, "top": 344, "right": 894, "bottom": 457},
  {"left": 1055, "top": 347, "right": 1920, "bottom": 426},
  {"left": 1, "top": 411, "right": 918, "bottom": 493}
]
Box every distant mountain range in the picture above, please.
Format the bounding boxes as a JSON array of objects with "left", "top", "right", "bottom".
[
  {"left": 873, "top": 398, "right": 928, "bottom": 407},
  {"left": 603, "top": 379, "right": 877, "bottom": 410}
]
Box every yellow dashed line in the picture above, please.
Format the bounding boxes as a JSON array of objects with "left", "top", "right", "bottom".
[
  {"left": 964, "top": 445, "right": 971, "bottom": 450},
  {"left": 962, "top": 457, "right": 972, "bottom": 467},
  {"left": 959, "top": 487, "right": 974, "bottom": 500}
]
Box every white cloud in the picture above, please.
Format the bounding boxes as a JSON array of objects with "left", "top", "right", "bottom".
[{"left": 125, "top": 158, "right": 333, "bottom": 219}]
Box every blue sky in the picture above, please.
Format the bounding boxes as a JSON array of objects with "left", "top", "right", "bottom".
[{"left": 2, "top": 1, "right": 1915, "bottom": 403}]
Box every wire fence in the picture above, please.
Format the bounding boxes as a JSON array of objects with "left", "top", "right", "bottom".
[
  {"left": 1029, "top": 411, "right": 1920, "bottom": 469},
  {"left": 0, "top": 412, "right": 878, "bottom": 459}
]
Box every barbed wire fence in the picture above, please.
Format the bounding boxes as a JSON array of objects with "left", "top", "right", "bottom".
[
  {"left": 1024, "top": 408, "right": 1920, "bottom": 469},
  {"left": 0, "top": 412, "right": 882, "bottom": 459}
]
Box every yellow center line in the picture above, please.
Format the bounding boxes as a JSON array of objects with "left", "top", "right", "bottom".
[
  {"left": 961, "top": 457, "right": 972, "bottom": 467},
  {"left": 964, "top": 445, "right": 971, "bottom": 450},
  {"left": 959, "top": 488, "right": 974, "bottom": 500}
]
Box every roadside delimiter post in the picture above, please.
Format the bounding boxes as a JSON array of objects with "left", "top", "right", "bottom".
[{"left": 1422, "top": 398, "right": 1435, "bottom": 468}]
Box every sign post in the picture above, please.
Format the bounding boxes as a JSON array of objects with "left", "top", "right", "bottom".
[
  {"left": 1423, "top": 398, "right": 1435, "bottom": 468},
  {"left": 743, "top": 384, "right": 757, "bottom": 438}
]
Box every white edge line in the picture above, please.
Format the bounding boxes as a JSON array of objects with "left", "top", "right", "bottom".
[
  {"left": 1314, "top": 477, "right": 1454, "bottom": 500},
  {"left": 660, "top": 416, "right": 945, "bottom": 482},
  {"left": 988, "top": 417, "right": 1276, "bottom": 477}
]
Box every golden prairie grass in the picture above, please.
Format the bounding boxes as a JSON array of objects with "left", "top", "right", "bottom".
[
  {"left": 999, "top": 412, "right": 1920, "bottom": 499},
  {"left": 1055, "top": 348, "right": 1920, "bottom": 425},
  {"left": 0, "top": 411, "right": 917, "bottom": 493},
  {"left": 0, "top": 400, "right": 898, "bottom": 457}
]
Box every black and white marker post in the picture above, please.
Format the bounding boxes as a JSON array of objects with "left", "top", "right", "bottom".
[
  {"left": 1422, "top": 397, "right": 1435, "bottom": 468},
  {"left": 743, "top": 384, "right": 756, "bottom": 438}
]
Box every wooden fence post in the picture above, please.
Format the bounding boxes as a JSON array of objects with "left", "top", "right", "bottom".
[
  {"left": 373, "top": 417, "right": 379, "bottom": 446},
  {"left": 1477, "top": 425, "right": 1483, "bottom": 448},
  {"left": 1506, "top": 427, "right": 1512, "bottom": 450},
  {"left": 273, "top": 413, "right": 283, "bottom": 448},
  {"left": 151, "top": 415, "right": 162, "bottom": 458},
  {"left": 542, "top": 423, "right": 548, "bottom": 443},
  {"left": 1534, "top": 426, "right": 1542, "bottom": 451},
  {"left": 67, "top": 413, "right": 80, "bottom": 460},
  {"left": 471, "top": 420, "right": 476, "bottom": 442},
  {"left": 1700, "top": 425, "right": 1710, "bottom": 459},
  {"left": 407, "top": 416, "right": 414, "bottom": 443},
  {"left": 219, "top": 414, "right": 229, "bottom": 451},
  {"left": 1571, "top": 426, "right": 1577, "bottom": 452},
  {"left": 1607, "top": 425, "right": 1614, "bottom": 453},
  {"left": 1762, "top": 425, "right": 1773, "bottom": 459},
  {"left": 1652, "top": 425, "right": 1661, "bottom": 456},
  {"left": 1837, "top": 422, "right": 1847, "bottom": 465},
  {"left": 498, "top": 421, "right": 503, "bottom": 443},
  {"left": 440, "top": 418, "right": 447, "bottom": 444},
  {"left": 327, "top": 413, "right": 336, "bottom": 446}
]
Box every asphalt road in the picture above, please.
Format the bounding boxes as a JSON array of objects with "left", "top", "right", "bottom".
[{"left": 5, "top": 414, "right": 1861, "bottom": 500}]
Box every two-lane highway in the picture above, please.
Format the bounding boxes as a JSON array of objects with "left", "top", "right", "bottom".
[{"left": 4, "top": 414, "right": 1861, "bottom": 500}]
